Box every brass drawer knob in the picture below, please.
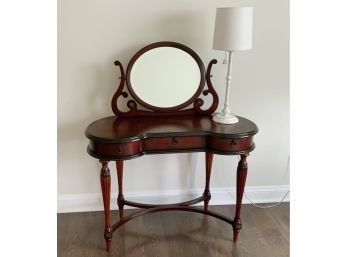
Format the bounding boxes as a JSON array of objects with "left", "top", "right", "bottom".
[{"left": 117, "top": 145, "right": 123, "bottom": 153}]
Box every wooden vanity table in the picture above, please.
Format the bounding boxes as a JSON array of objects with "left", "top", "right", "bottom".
[{"left": 85, "top": 42, "right": 258, "bottom": 251}]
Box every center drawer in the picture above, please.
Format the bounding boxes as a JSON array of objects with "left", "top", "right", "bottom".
[{"left": 144, "top": 136, "right": 205, "bottom": 151}]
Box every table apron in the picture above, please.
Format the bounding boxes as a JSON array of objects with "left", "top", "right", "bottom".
[{"left": 88, "top": 135, "right": 254, "bottom": 160}]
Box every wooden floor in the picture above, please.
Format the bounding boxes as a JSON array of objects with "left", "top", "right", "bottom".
[{"left": 58, "top": 204, "right": 289, "bottom": 257}]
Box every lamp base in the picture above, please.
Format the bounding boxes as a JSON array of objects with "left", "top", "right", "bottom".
[{"left": 212, "top": 113, "right": 239, "bottom": 124}]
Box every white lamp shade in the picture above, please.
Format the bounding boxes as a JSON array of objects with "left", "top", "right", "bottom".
[{"left": 213, "top": 7, "right": 253, "bottom": 51}]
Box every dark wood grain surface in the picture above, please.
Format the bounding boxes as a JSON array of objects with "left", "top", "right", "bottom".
[
  {"left": 85, "top": 115, "right": 257, "bottom": 160},
  {"left": 58, "top": 204, "right": 289, "bottom": 257},
  {"left": 85, "top": 115, "right": 258, "bottom": 143},
  {"left": 85, "top": 115, "right": 259, "bottom": 251}
]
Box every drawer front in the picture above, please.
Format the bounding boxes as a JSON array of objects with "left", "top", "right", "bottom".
[
  {"left": 145, "top": 136, "right": 205, "bottom": 151},
  {"left": 89, "top": 141, "right": 143, "bottom": 158},
  {"left": 207, "top": 137, "right": 253, "bottom": 153}
]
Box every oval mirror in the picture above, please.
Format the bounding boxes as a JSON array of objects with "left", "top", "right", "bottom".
[{"left": 126, "top": 42, "right": 205, "bottom": 110}]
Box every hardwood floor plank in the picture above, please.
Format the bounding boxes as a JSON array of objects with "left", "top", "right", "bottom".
[{"left": 58, "top": 204, "right": 289, "bottom": 257}]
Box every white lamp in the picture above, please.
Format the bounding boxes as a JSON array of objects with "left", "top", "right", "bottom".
[{"left": 212, "top": 7, "right": 253, "bottom": 124}]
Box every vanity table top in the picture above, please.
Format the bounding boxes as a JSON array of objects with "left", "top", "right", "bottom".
[{"left": 85, "top": 114, "right": 258, "bottom": 143}]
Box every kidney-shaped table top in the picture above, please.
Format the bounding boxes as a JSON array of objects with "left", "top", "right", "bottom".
[{"left": 85, "top": 114, "right": 258, "bottom": 143}]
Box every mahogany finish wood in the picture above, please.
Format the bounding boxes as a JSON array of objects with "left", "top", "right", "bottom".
[
  {"left": 233, "top": 154, "right": 248, "bottom": 242},
  {"left": 111, "top": 206, "right": 235, "bottom": 233},
  {"left": 204, "top": 152, "right": 213, "bottom": 211},
  {"left": 85, "top": 42, "right": 258, "bottom": 252},
  {"left": 86, "top": 115, "right": 257, "bottom": 251},
  {"left": 111, "top": 42, "right": 219, "bottom": 117},
  {"left": 86, "top": 115, "right": 257, "bottom": 144},
  {"left": 123, "top": 196, "right": 205, "bottom": 209},
  {"left": 100, "top": 160, "right": 112, "bottom": 251},
  {"left": 116, "top": 160, "right": 124, "bottom": 219},
  {"left": 125, "top": 42, "right": 206, "bottom": 112}
]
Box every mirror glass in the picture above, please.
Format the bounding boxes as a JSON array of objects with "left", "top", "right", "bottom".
[{"left": 129, "top": 46, "right": 202, "bottom": 109}]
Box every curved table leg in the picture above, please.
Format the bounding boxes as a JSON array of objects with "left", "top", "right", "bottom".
[
  {"left": 100, "top": 160, "right": 112, "bottom": 251},
  {"left": 116, "top": 160, "right": 124, "bottom": 219},
  {"left": 203, "top": 152, "right": 213, "bottom": 211},
  {"left": 233, "top": 154, "right": 248, "bottom": 242}
]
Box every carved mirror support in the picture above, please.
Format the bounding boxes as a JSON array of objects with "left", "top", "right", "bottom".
[{"left": 111, "top": 42, "right": 219, "bottom": 117}]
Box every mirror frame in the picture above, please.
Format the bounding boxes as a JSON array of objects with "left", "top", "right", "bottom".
[
  {"left": 125, "top": 41, "right": 206, "bottom": 111},
  {"left": 111, "top": 41, "right": 219, "bottom": 117}
]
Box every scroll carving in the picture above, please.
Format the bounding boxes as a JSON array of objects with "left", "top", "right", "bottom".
[
  {"left": 194, "top": 59, "right": 219, "bottom": 115},
  {"left": 111, "top": 59, "right": 219, "bottom": 117}
]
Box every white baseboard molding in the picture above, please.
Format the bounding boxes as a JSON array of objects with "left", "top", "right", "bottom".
[{"left": 57, "top": 185, "right": 290, "bottom": 213}]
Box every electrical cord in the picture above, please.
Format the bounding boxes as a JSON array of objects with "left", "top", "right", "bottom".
[
  {"left": 243, "top": 190, "right": 289, "bottom": 208},
  {"left": 242, "top": 156, "right": 290, "bottom": 208}
]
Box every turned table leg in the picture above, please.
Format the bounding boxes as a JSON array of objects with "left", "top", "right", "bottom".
[
  {"left": 233, "top": 154, "right": 248, "bottom": 242},
  {"left": 203, "top": 152, "right": 213, "bottom": 211},
  {"left": 100, "top": 160, "right": 112, "bottom": 251},
  {"left": 116, "top": 160, "right": 124, "bottom": 219}
]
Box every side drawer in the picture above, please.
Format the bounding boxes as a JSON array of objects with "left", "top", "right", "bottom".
[
  {"left": 89, "top": 140, "right": 143, "bottom": 158},
  {"left": 144, "top": 136, "right": 205, "bottom": 151},
  {"left": 207, "top": 136, "right": 253, "bottom": 153}
]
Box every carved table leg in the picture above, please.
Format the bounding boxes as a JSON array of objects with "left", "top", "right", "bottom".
[
  {"left": 116, "top": 160, "right": 124, "bottom": 219},
  {"left": 233, "top": 154, "right": 248, "bottom": 242},
  {"left": 100, "top": 160, "right": 112, "bottom": 251},
  {"left": 203, "top": 152, "right": 213, "bottom": 211}
]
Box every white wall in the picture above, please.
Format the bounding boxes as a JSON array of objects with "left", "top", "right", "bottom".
[{"left": 58, "top": 0, "right": 289, "bottom": 212}]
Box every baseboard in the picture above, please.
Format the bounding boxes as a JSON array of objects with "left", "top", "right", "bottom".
[{"left": 57, "top": 185, "right": 290, "bottom": 213}]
